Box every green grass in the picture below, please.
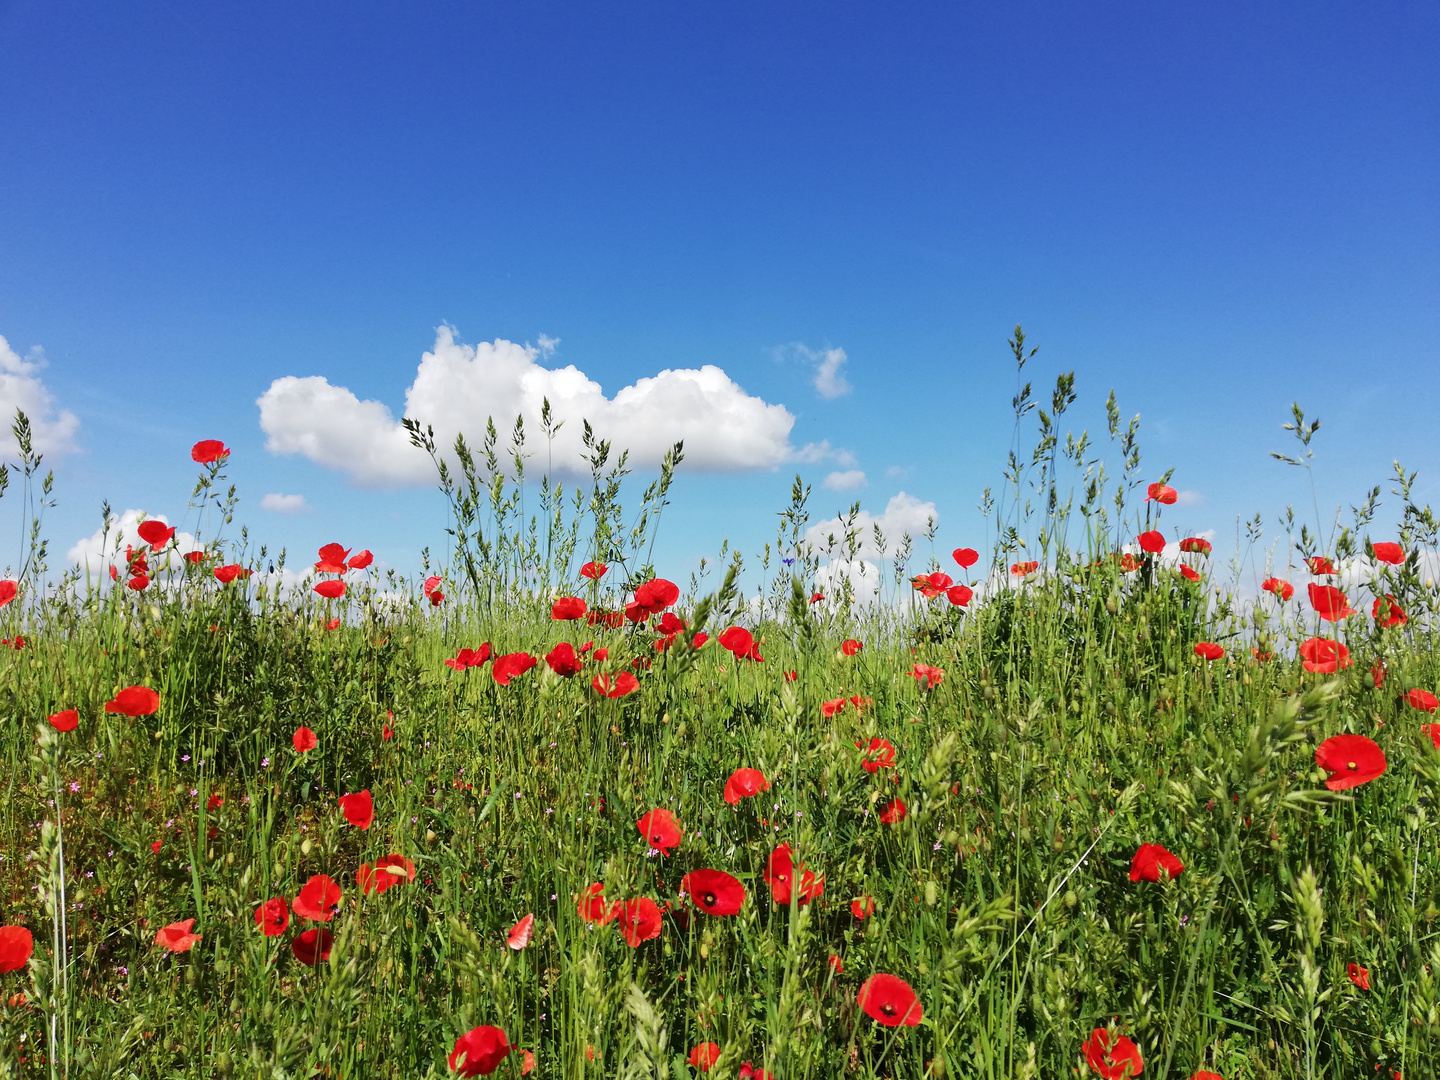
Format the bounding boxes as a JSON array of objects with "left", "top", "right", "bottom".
[{"left": 1, "top": 380, "right": 1438, "bottom": 1079}]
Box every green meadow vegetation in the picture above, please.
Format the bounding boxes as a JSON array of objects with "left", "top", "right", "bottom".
[{"left": 1, "top": 336, "right": 1437, "bottom": 1079}]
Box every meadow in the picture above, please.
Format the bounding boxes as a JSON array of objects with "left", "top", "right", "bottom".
[{"left": 0, "top": 351, "right": 1438, "bottom": 1079}]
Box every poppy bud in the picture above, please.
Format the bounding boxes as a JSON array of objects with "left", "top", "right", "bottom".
[{"left": 301, "top": 838, "right": 313, "bottom": 856}]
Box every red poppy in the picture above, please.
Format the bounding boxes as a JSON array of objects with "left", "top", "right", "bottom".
[
  {"left": 952, "top": 547, "right": 980, "bottom": 568},
  {"left": 810, "top": 591, "right": 824, "bottom": 603},
  {"left": 423, "top": 575, "right": 443, "bottom": 598},
  {"left": 1138, "top": 531, "right": 1165, "bottom": 554},
  {"left": 545, "top": 642, "right": 583, "bottom": 677},
  {"left": 592, "top": 672, "right": 639, "bottom": 698},
  {"left": 1373, "top": 595, "right": 1407, "bottom": 628},
  {"left": 1117, "top": 552, "right": 1142, "bottom": 573},
  {"left": 1308, "top": 583, "right": 1357, "bottom": 622},
  {"left": 382, "top": 722, "right": 395, "bottom": 741},
  {"left": 126, "top": 572, "right": 151, "bottom": 591},
  {"left": 1190, "top": 1073, "right": 1223, "bottom": 1080},
  {"left": 724, "top": 767, "right": 770, "bottom": 805},
  {"left": 1146, "top": 482, "right": 1177, "bottom": 504},
  {"left": 507, "top": 913, "right": 535, "bottom": 949},
  {"left": 254, "top": 898, "right": 290, "bottom": 936},
  {"left": 1315, "top": 734, "right": 1387, "bottom": 790},
  {"left": 314, "top": 543, "right": 351, "bottom": 573},
  {"left": 1347, "top": 962, "right": 1370, "bottom": 990},
  {"left": 1306, "top": 556, "right": 1336, "bottom": 576},
  {"left": 1193, "top": 642, "right": 1224, "bottom": 662},
  {"left": 449, "top": 1026, "right": 511, "bottom": 1076},
  {"left": 313, "top": 580, "right": 346, "bottom": 599},
  {"left": 740, "top": 1064, "right": 775, "bottom": 1080},
  {"left": 858, "top": 737, "right": 897, "bottom": 773},
  {"left": 857, "top": 973, "right": 923, "bottom": 1027},
  {"left": 492, "top": 652, "right": 538, "bottom": 686},
  {"left": 1130, "top": 843, "right": 1185, "bottom": 882},
  {"left": 183, "top": 551, "right": 206, "bottom": 564},
  {"left": 136, "top": 519, "right": 176, "bottom": 550},
  {"left": 552, "top": 596, "right": 588, "bottom": 621},
  {"left": 1371, "top": 542, "right": 1404, "bottom": 565},
  {"left": 821, "top": 697, "right": 848, "bottom": 718},
  {"left": 206, "top": 793, "right": 223, "bottom": 810},
  {"left": 718, "top": 625, "right": 762, "bottom": 661},
  {"left": 911, "top": 571, "right": 953, "bottom": 598},
  {"left": 633, "top": 577, "right": 680, "bottom": 614},
  {"left": 445, "top": 644, "right": 493, "bottom": 670},
  {"left": 586, "top": 609, "right": 625, "bottom": 629},
  {"left": 577, "top": 883, "right": 615, "bottom": 925},
  {"left": 0, "top": 580, "right": 16, "bottom": 608},
  {"left": 827, "top": 955, "right": 844, "bottom": 975},
  {"left": 1178, "top": 565, "right": 1201, "bottom": 582},
  {"left": 358, "top": 854, "right": 416, "bottom": 895},
  {"left": 292, "top": 874, "right": 343, "bottom": 922},
  {"left": 842, "top": 638, "right": 863, "bottom": 656},
  {"left": 190, "top": 439, "right": 230, "bottom": 463},
  {"left": 616, "top": 898, "right": 663, "bottom": 946},
  {"left": 1261, "top": 578, "right": 1296, "bottom": 604},
  {"left": 338, "top": 790, "right": 374, "bottom": 829},
  {"left": 292, "top": 726, "right": 318, "bottom": 753},
  {"left": 764, "top": 844, "right": 823, "bottom": 904},
  {"left": 910, "top": 663, "right": 944, "bottom": 689},
  {"left": 1300, "top": 637, "right": 1351, "bottom": 673},
  {"left": 851, "top": 896, "right": 875, "bottom": 919},
  {"left": 1011, "top": 561, "right": 1039, "bottom": 576},
  {"left": 1406, "top": 689, "right": 1439, "bottom": 714},
  {"left": 636, "top": 808, "right": 682, "bottom": 854},
  {"left": 686, "top": 1043, "right": 721, "bottom": 1072},
  {"left": 291, "top": 928, "right": 334, "bottom": 967},
  {"left": 1179, "top": 537, "right": 1212, "bottom": 555},
  {"left": 1081, "top": 1028, "right": 1144, "bottom": 1079},
  {"left": 155, "top": 918, "right": 202, "bottom": 953},
  {"left": 580, "top": 561, "right": 608, "bottom": 580},
  {"left": 105, "top": 685, "right": 160, "bottom": 716},
  {"left": 348, "top": 550, "right": 373, "bottom": 570},
  {"left": 0, "top": 926, "right": 33, "bottom": 973},
  {"left": 48, "top": 708, "right": 79, "bottom": 732},
  {"left": 945, "top": 584, "right": 973, "bottom": 607},
  {"left": 213, "top": 564, "right": 252, "bottom": 584},
  {"left": 1371, "top": 660, "right": 1386, "bottom": 689},
  {"left": 879, "top": 798, "right": 907, "bottom": 824},
  {"left": 681, "top": 869, "right": 746, "bottom": 916}
]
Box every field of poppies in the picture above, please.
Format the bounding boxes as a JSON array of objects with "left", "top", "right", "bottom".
[{"left": 1, "top": 389, "right": 1438, "bottom": 1079}]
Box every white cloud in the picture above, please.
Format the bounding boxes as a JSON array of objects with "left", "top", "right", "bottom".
[
  {"left": 258, "top": 327, "right": 803, "bottom": 487},
  {"left": 814, "top": 557, "right": 882, "bottom": 608},
  {"left": 0, "top": 333, "right": 79, "bottom": 459},
  {"left": 804, "top": 492, "right": 937, "bottom": 560},
  {"left": 823, "top": 469, "right": 867, "bottom": 491},
  {"left": 885, "top": 465, "right": 908, "bottom": 480},
  {"left": 1175, "top": 490, "right": 1204, "bottom": 507},
  {"left": 260, "top": 492, "right": 310, "bottom": 514},
  {"left": 786, "top": 342, "right": 851, "bottom": 399},
  {"left": 66, "top": 510, "right": 202, "bottom": 581},
  {"left": 791, "top": 439, "right": 858, "bottom": 467}
]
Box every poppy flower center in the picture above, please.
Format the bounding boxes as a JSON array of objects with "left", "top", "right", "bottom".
[
  {"left": 1348, "top": 761, "right": 1357, "bottom": 770},
  {"left": 703, "top": 892, "right": 716, "bottom": 906},
  {"left": 777, "top": 872, "right": 788, "bottom": 882},
  {"left": 881, "top": 1002, "right": 896, "bottom": 1016}
]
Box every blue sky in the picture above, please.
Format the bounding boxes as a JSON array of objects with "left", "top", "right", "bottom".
[{"left": 1, "top": 2, "right": 1436, "bottom": 586}]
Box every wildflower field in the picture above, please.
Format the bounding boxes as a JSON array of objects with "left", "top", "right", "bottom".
[{"left": 1, "top": 352, "right": 1438, "bottom": 1079}]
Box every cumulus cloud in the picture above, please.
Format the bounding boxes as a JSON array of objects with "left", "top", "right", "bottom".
[
  {"left": 823, "top": 469, "right": 867, "bottom": 491},
  {"left": 782, "top": 342, "right": 851, "bottom": 399},
  {"left": 814, "top": 557, "right": 882, "bottom": 608},
  {"left": 0, "top": 333, "right": 79, "bottom": 459},
  {"left": 258, "top": 327, "right": 805, "bottom": 487},
  {"left": 1175, "top": 490, "right": 1204, "bottom": 507},
  {"left": 260, "top": 492, "right": 310, "bottom": 514},
  {"left": 66, "top": 510, "right": 201, "bottom": 581},
  {"left": 804, "top": 492, "right": 938, "bottom": 560}
]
